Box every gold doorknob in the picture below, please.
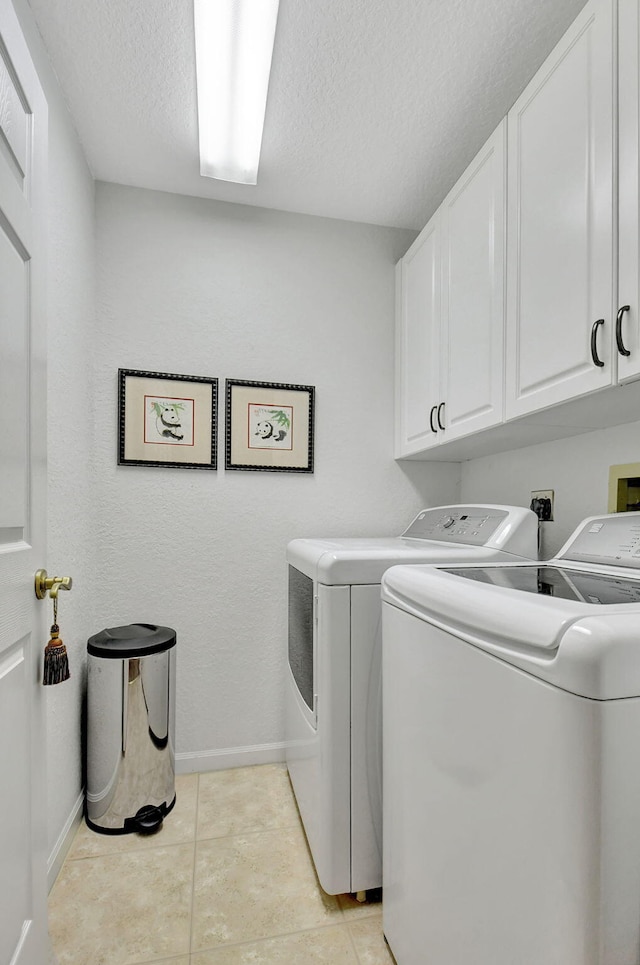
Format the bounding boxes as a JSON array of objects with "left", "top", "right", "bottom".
[{"left": 34, "top": 569, "right": 73, "bottom": 600}]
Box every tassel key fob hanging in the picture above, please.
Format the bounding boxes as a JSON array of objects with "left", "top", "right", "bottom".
[{"left": 43, "top": 591, "right": 71, "bottom": 685}]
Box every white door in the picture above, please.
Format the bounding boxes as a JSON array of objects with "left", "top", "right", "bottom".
[
  {"left": 618, "top": 0, "right": 640, "bottom": 383},
  {"left": 440, "top": 119, "right": 506, "bottom": 441},
  {"left": 395, "top": 211, "right": 441, "bottom": 456},
  {"left": 505, "top": 0, "right": 615, "bottom": 419},
  {"left": 0, "top": 1, "right": 49, "bottom": 962}
]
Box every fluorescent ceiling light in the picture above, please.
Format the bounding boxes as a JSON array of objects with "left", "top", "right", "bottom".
[{"left": 194, "top": 0, "right": 280, "bottom": 185}]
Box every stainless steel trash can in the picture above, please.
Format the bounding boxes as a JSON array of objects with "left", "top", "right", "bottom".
[{"left": 86, "top": 624, "right": 176, "bottom": 835}]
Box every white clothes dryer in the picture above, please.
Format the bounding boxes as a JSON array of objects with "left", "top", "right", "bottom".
[
  {"left": 382, "top": 511, "right": 640, "bottom": 965},
  {"left": 285, "top": 504, "right": 538, "bottom": 897}
]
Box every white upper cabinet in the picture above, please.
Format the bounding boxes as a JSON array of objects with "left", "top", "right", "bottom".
[
  {"left": 440, "top": 120, "right": 506, "bottom": 441},
  {"left": 395, "top": 0, "right": 640, "bottom": 462},
  {"left": 395, "top": 121, "right": 506, "bottom": 456},
  {"left": 618, "top": 0, "right": 640, "bottom": 382},
  {"left": 505, "top": 0, "right": 615, "bottom": 419},
  {"left": 395, "top": 211, "right": 441, "bottom": 457}
]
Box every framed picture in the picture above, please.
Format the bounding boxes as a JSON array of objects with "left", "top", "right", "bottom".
[
  {"left": 118, "top": 368, "right": 218, "bottom": 469},
  {"left": 225, "top": 379, "right": 315, "bottom": 473}
]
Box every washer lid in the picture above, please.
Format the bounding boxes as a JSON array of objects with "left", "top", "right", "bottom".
[
  {"left": 382, "top": 563, "right": 640, "bottom": 699},
  {"left": 382, "top": 564, "right": 579, "bottom": 651},
  {"left": 443, "top": 565, "right": 640, "bottom": 605}
]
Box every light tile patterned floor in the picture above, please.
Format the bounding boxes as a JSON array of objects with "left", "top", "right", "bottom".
[{"left": 49, "top": 764, "right": 395, "bottom": 964}]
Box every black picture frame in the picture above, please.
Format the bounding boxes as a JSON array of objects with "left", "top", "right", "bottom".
[
  {"left": 225, "top": 378, "right": 315, "bottom": 473},
  {"left": 118, "top": 368, "right": 218, "bottom": 470}
]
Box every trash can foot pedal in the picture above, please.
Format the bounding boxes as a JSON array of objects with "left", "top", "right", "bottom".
[
  {"left": 85, "top": 793, "right": 176, "bottom": 836},
  {"left": 130, "top": 804, "right": 164, "bottom": 835}
]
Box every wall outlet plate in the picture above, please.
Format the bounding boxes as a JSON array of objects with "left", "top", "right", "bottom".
[{"left": 530, "top": 489, "right": 554, "bottom": 521}]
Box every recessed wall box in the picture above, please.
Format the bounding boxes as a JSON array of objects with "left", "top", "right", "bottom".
[{"left": 608, "top": 463, "right": 640, "bottom": 513}]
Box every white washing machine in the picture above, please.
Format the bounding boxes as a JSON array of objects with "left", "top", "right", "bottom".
[
  {"left": 382, "top": 511, "right": 640, "bottom": 965},
  {"left": 285, "top": 504, "right": 538, "bottom": 897}
]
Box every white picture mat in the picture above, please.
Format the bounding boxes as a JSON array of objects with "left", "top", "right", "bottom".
[
  {"left": 229, "top": 384, "right": 310, "bottom": 468},
  {"left": 123, "top": 375, "right": 213, "bottom": 464}
]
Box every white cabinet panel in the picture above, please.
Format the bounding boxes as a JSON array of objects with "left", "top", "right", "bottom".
[
  {"left": 395, "top": 212, "right": 440, "bottom": 456},
  {"left": 618, "top": 0, "right": 640, "bottom": 382},
  {"left": 506, "top": 0, "right": 615, "bottom": 418},
  {"left": 440, "top": 120, "right": 505, "bottom": 440},
  {"left": 396, "top": 122, "right": 506, "bottom": 454}
]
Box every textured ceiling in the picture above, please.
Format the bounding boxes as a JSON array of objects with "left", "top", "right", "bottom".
[{"left": 27, "top": 0, "right": 588, "bottom": 229}]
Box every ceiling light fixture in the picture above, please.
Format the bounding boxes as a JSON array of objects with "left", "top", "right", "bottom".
[{"left": 194, "top": 0, "right": 280, "bottom": 185}]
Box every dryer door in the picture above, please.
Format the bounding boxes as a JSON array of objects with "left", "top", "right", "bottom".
[{"left": 288, "top": 565, "right": 316, "bottom": 724}]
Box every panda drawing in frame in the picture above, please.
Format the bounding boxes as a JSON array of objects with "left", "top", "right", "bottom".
[
  {"left": 146, "top": 396, "right": 195, "bottom": 446},
  {"left": 255, "top": 419, "right": 286, "bottom": 443},
  {"left": 249, "top": 404, "right": 293, "bottom": 450}
]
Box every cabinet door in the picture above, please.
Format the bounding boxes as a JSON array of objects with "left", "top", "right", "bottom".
[
  {"left": 618, "top": 0, "right": 640, "bottom": 382},
  {"left": 440, "top": 120, "right": 506, "bottom": 441},
  {"left": 505, "top": 0, "right": 615, "bottom": 419},
  {"left": 395, "top": 212, "right": 441, "bottom": 456}
]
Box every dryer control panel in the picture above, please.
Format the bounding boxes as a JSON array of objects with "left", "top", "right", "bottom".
[
  {"left": 561, "top": 513, "right": 640, "bottom": 567},
  {"left": 402, "top": 506, "right": 508, "bottom": 545}
]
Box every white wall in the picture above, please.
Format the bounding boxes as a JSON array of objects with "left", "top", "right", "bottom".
[
  {"left": 44, "top": 105, "right": 95, "bottom": 870},
  {"left": 11, "top": 0, "right": 96, "bottom": 876},
  {"left": 460, "top": 419, "right": 640, "bottom": 558},
  {"left": 93, "top": 182, "right": 459, "bottom": 766}
]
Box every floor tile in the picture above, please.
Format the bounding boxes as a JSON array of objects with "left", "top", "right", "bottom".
[
  {"left": 196, "top": 764, "right": 299, "bottom": 840},
  {"left": 68, "top": 774, "right": 198, "bottom": 859},
  {"left": 348, "top": 918, "right": 396, "bottom": 965},
  {"left": 49, "top": 843, "right": 194, "bottom": 965},
  {"left": 190, "top": 924, "right": 359, "bottom": 964},
  {"left": 191, "top": 826, "right": 342, "bottom": 951},
  {"left": 49, "top": 765, "right": 395, "bottom": 964}
]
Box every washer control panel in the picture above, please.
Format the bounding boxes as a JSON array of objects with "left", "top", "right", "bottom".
[
  {"left": 401, "top": 506, "right": 508, "bottom": 545},
  {"left": 562, "top": 513, "right": 640, "bottom": 567}
]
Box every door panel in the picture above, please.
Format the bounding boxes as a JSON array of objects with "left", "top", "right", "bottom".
[
  {"left": 506, "top": 0, "right": 615, "bottom": 417},
  {"left": 441, "top": 120, "right": 505, "bottom": 440},
  {"left": 0, "top": 643, "right": 30, "bottom": 965},
  {"left": 618, "top": 0, "right": 640, "bottom": 382},
  {"left": 0, "top": 40, "right": 29, "bottom": 185},
  {"left": 0, "top": 1, "right": 48, "bottom": 962},
  {"left": 0, "top": 222, "right": 28, "bottom": 530},
  {"left": 396, "top": 212, "right": 441, "bottom": 455}
]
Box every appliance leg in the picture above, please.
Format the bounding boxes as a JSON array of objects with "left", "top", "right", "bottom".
[{"left": 355, "top": 891, "right": 366, "bottom": 903}]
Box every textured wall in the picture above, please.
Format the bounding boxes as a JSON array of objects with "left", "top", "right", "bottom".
[
  {"left": 44, "top": 109, "right": 95, "bottom": 857},
  {"left": 460, "top": 419, "right": 640, "bottom": 559},
  {"left": 93, "top": 182, "right": 459, "bottom": 760},
  {"left": 12, "top": 0, "right": 96, "bottom": 866}
]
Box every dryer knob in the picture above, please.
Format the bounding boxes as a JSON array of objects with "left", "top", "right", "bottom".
[{"left": 443, "top": 516, "right": 455, "bottom": 529}]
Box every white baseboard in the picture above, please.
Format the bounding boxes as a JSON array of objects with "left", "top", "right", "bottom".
[
  {"left": 47, "top": 791, "right": 84, "bottom": 892},
  {"left": 176, "top": 741, "right": 286, "bottom": 774}
]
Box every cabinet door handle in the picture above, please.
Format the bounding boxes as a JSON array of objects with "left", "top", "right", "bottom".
[
  {"left": 590, "top": 319, "right": 605, "bottom": 367},
  {"left": 437, "top": 402, "right": 445, "bottom": 431},
  {"left": 616, "top": 305, "right": 631, "bottom": 357},
  {"left": 429, "top": 405, "right": 438, "bottom": 433}
]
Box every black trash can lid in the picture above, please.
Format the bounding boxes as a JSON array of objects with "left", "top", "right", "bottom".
[{"left": 87, "top": 624, "right": 176, "bottom": 659}]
